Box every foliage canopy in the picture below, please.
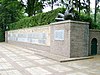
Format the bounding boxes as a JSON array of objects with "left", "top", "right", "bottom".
[{"left": 8, "top": 8, "right": 92, "bottom": 30}]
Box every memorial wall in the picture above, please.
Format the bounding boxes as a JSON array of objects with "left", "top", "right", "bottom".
[
  {"left": 5, "top": 20, "right": 90, "bottom": 61},
  {"left": 7, "top": 26, "right": 51, "bottom": 46}
]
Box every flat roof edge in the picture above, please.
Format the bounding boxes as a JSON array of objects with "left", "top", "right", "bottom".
[
  {"left": 90, "top": 29, "right": 100, "bottom": 32},
  {"left": 50, "top": 20, "right": 89, "bottom": 25}
]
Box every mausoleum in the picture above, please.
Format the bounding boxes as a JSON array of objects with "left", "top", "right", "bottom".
[{"left": 5, "top": 20, "right": 100, "bottom": 61}]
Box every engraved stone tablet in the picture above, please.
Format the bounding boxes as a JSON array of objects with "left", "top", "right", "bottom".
[{"left": 54, "top": 30, "right": 64, "bottom": 40}]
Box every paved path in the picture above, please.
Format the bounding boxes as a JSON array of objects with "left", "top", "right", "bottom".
[{"left": 0, "top": 43, "right": 100, "bottom": 75}]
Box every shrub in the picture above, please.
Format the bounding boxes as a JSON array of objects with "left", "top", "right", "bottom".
[
  {"left": 8, "top": 8, "right": 93, "bottom": 30},
  {"left": 0, "top": 28, "right": 5, "bottom": 42},
  {"left": 9, "top": 8, "right": 65, "bottom": 30},
  {"left": 79, "top": 13, "right": 93, "bottom": 29}
]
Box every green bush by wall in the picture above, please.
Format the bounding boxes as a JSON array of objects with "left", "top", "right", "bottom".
[
  {"left": 8, "top": 8, "right": 92, "bottom": 30},
  {"left": 0, "top": 28, "right": 5, "bottom": 42},
  {"left": 9, "top": 8, "right": 65, "bottom": 30}
]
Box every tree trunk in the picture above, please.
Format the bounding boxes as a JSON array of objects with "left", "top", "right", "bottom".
[
  {"left": 79, "top": 0, "right": 80, "bottom": 14},
  {"left": 94, "top": 0, "right": 97, "bottom": 23},
  {"left": 87, "top": 0, "right": 90, "bottom": 16},
  {"left": 51, "top": 0, "right": 53, "bottom": 10}
]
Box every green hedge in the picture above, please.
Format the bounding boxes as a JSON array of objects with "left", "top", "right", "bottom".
[
  {"left": 8, "top": 8, "right": 93, "bottom": 30},
  {"left": 79, "top": 13, "right": 93, "bottom": 29},
  {"left": 0, "top": 28, "right": 5, "bottom": 42},
  {"left": 9, "top": 8, "right": 65, "bottom": 30}
]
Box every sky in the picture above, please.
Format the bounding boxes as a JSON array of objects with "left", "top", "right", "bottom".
[
  {"left": 22, "top": 0, "right": 99, "bottom": 13},
  {"left": 43, "top": 0, "right": 97, "bottom": 12},
  {"left": 90, "top": 0, "right": 95, "bottom": 9},
  {"left": 89, "top": 0, "right": 100, "bottom": 13}
]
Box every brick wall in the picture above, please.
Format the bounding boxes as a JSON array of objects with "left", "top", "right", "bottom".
[{"left": 89, "top": 29, "right": 100, "bottom": 55}]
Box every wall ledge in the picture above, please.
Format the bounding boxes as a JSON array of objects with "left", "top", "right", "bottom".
[
  {"left": 90, "top": 29, "right": 100, "bottom": 32},
  {"left": 50, "top": 20, "right": 89, "bottom": 25}
]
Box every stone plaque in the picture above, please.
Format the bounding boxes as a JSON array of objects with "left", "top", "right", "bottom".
[
  {"left": 54, "top": 30, "right": 64, "bottom": 40},
  {"left": 8, "top": 32, "right": 47, "bottom": 45}
]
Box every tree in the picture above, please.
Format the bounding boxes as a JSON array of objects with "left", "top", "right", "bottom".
[
  {"left": 96, "top": 12, "right": 100, "bottom": 29},
  {"left": 94, "top": 0, "right": 100, "bottom": 23},
  {"left": 25, "top": 0, "right": 35, "bottom": 16},
  {"left": 51, "top": 0, "right": 53, "bottom": 10},
  {"left": 60, "top": 0, "right": 90, "bottom": 16},
  {"left": 25, "top": 0, "right": 44, "bottom": 16},
  {"left": 43, "top": 0, "right": 58, "bottom": 10},
  {"left": 86, "top": 0, "right": 90, "bottom": 16},
  {"left": 0, "top": 0, "right": 24, "bottom": 31},
  {"left": 0, "top": 0, "right": 24, "bottom": 41}
]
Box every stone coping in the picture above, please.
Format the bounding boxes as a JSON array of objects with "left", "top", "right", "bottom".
[
  {"left": 60, "top": 56, "right": 93, "bottom": 62},
  {"left": 7, "top": 20, "right": 89, "bottom": 32},
  {"left": 89, "top": 29, "right": 100, "bottom": 32},
  {"left": 50, "top": 20, "right": 89, "bottom": 25},
  {"left": 7, "top": 24, "right": 49, "bottom": 32}
]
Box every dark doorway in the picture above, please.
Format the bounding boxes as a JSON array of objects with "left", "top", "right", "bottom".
[{"left": 91, "top": 38, "right": 97, "bottom": 55}]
